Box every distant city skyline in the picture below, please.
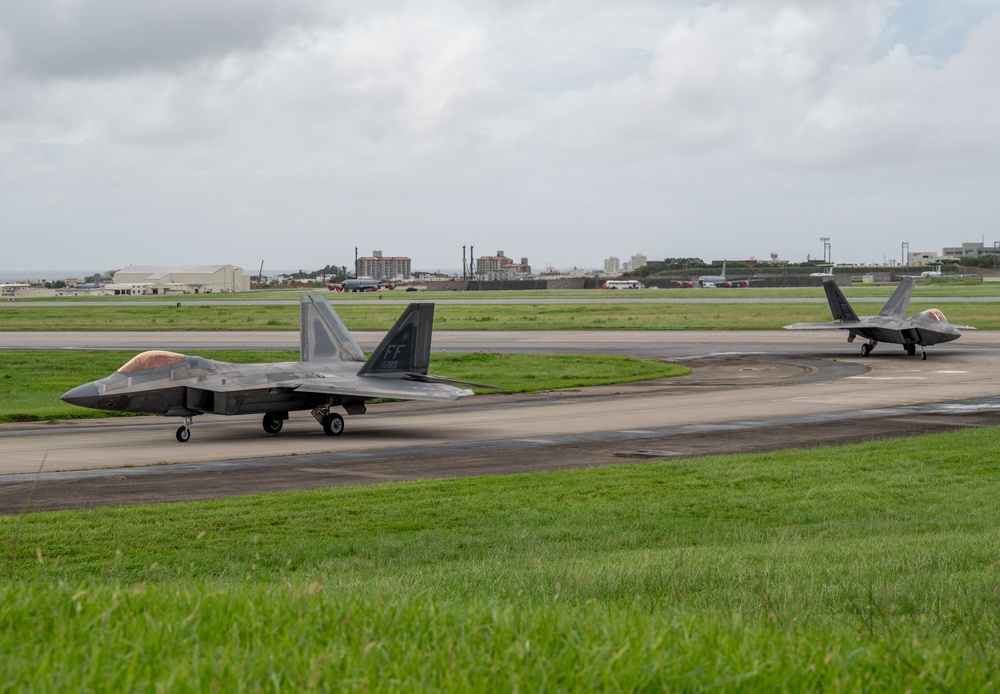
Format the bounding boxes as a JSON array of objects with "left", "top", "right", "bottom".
[{"left": 2, "top": 235, "right": 993, "bottom": 284}]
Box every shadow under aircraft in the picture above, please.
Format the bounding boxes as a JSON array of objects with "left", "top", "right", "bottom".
[
  {"left": 62, "top": 296, "right": 491, "bottom": 442},
  {"left": 784, "top": 277, "right": 972, "bottom": 359}
]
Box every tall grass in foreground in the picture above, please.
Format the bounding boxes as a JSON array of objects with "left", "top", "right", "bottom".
[{"left": 4, "top": 428, "right": 1000, "bottom": 688}]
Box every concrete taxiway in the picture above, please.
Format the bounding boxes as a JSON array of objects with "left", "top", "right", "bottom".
[
  {"left": 2, "top": 330, "right": 1000, "bottom": 513},
  {"left": 6, "top": 327, "right": 1000, "bottom": 358}
]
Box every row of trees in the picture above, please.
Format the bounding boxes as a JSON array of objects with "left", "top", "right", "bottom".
[
  {"left": 953, "top": 255, "right": 1000, "bottom": 268},
  {"left": 626, "top": 257, "right": 1000, "bottom": 278},
  {"left": 283, "top": 265, "right": 350, "bottom": 281}
]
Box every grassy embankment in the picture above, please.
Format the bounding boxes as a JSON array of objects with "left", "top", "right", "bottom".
[
  {"left": 0, "top": 350, "right": 688, "bottom": 423},
  {"left": 4, "top": 427, "right": 1000, "bottom": 688},
  {"left": 0, "top": 300, "right": 995, "bottom": 330}
]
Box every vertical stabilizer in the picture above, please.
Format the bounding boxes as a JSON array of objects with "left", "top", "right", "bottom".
[
  {"left": 879, "top": 277, "right": 915, "bottom": 317},
  {"left": 822, "top": 280, "right": 860, "bottom": 322},
  {"left": 299, "top": 295, "right": 367, "bottom": 363},
  {"left": 357, "top": 303, "right": 433, "bottom": 376}
]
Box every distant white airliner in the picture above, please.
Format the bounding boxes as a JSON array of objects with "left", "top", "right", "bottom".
[{"left": 698, "top": 261, "right": 753, "bottom": 288}]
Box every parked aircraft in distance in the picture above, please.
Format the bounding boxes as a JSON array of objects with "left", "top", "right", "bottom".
[
  {"left": 328, "top": 279, "right": 395, "bottom": 292},
  {"left": 698, "top": 261, "right": 754, "bottom": 288},
  {"left": 61, "top": 296, "right": 491, "bottom": 442},
  {"left": 783, "top": 277, "right": 971, "bottom": 359}
]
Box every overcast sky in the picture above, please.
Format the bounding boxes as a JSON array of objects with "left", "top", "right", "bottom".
[{"left": 2, "top": 0, "right": 998, "bottom": 275}]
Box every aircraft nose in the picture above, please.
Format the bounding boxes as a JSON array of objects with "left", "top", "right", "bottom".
[{"left": 61, "top": 383, "right": 100, "bottom": 408}]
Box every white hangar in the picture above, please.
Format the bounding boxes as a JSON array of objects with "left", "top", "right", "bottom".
[{"left": 112, "top": 264, "right": 248, "bottom": 294}]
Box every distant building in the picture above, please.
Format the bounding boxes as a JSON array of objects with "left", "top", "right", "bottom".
[
  {"left": 357, "top": 250, "right": 411, "bottom": 280},
  {"left": 475, "top": 250, "right": 531, "bottom": 280},
  {"left": 475, "top": 250, "right": 511, "bottom": 277},
  {"left": 941, "top": 242, "right": 997, "bottom": 259},
  {"left": 604, "top": 257, "right": 621, "bottom": 275},
  {"left": 629, "top": 252, "right": 648, "bottom": 271},
  {"left": 0, "top": 283, "right": 38, "bottom": 299},
  {"left": 908, "top": 251, "right": 940, "bottom": 265},
  {"left": 112, "top": 265, "right": 248, "bottom": 294}
]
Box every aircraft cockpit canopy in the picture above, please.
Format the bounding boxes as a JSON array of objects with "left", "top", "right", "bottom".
[
  {"left": 117, "top": 350, "right": 187, "bottom": 373},
  {"left": 918, "top": 308, "right": 947, "bottom": 322}
]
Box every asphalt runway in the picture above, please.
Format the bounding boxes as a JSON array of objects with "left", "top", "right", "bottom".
[{"left": 3, "top": 329, "right": 1000, "bottom": 513}]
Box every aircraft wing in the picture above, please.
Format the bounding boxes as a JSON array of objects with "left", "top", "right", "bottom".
[{"left": 293, "top": 376, "right": 474, "bottom": 402}]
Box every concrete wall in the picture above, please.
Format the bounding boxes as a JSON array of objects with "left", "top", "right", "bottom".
[{"left": 424, "top": 278, "right": 594, "bottom": 291}]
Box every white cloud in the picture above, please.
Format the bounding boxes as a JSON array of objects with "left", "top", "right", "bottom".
[{"left": 1, "top": 0, "right": 999, "bottom": 271}]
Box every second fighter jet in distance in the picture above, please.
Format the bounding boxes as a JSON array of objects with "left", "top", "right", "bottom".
[{"left": 784, "top": 277, "right": 972, "bottom": 359}]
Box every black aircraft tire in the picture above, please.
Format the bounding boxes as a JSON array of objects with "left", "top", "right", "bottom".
[
  {"left": 262, "top": 412, "right": 284, "bottom": 434},
  {"left": 323, "top": 413, "right": 345, "bottom": 436},
  {"left": 176, "top": 426, "right": 190, "bottom": 443},
  {"left": 861, "top": 344, "right": 871, "bottom": 357}
]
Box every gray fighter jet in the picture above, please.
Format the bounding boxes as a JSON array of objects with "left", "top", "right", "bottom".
[
  {"left": 784, "top": 277, "right": 970, "bottom": 359},
  {"left": 61, "top": 296, "right": 489, "bottom": 442}
]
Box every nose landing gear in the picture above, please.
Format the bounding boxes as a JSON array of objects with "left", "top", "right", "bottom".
[
  {"left": 262, "top": 411, "right": 287, "bottom": 434},
  {"left": 176, "top": 416, "right": 193, "bottom": 442}
]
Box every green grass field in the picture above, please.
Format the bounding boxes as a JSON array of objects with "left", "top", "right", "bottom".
[
  {"left": 4, "top": 428, "right": 1000, "bottom": 689},
  {"left": 3, "top": 288, "right": 998, "bottom": 688},
  {"left": 0, "top": 350, "right": 688, "bottom": 422},
  {"left": 1, "top": 299, "right": 995, "bottom": 330}
]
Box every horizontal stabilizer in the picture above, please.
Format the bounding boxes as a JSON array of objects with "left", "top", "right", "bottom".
[
  {"left": 784, "top": 322, "right": 852, "bottom": 331},
  {"left": 405, "top": 373, "right": 498, "bottom": 389}
]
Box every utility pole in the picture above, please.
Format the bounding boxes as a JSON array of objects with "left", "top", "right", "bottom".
[
  {"left": 819, "top": 237, "right": 831, "bottom": 264},
  {"left": 354, "top": 247, "right": 358, "bottom": 279},
  {"left": 462, "top": 245, "right": 467, "bottom": 280}
]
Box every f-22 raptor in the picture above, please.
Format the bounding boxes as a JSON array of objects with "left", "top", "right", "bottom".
[
  {"left": 784, "top": 277, "right": 971, "bottom": 359},
  {"left": 61, "top": 296, "right": 489, "bottom": 442}
]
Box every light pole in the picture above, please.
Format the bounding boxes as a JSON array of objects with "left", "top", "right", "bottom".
[{"left": 819, "top": 237, "right": 831, "bottom": 264}]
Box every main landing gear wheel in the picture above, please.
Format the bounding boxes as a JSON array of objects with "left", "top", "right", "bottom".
[
  {"left": 921, "top": 350, "right": 927, "bottom": 361},
  {"left": 323, "top": 413, "right": 345, "bottom": 436},
  {"left": 861, "top": 343, "right": 872, "bottom": 357},
  {"left": 262, "top": 412, "right": 284, "bottom": 434}
]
